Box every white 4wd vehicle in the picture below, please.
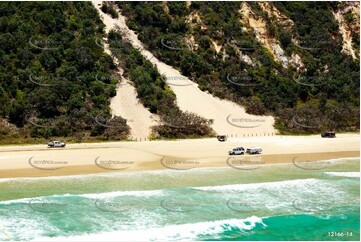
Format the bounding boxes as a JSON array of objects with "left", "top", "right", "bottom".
[
  {"left": 246, "top": 147, "right": 262, "bottom": 154},
  {"left": 228, "top": 147, "right": 245, "bottom": 155},
  {"left": 47, "top": 141, "right": 66, "bottom": 148}
]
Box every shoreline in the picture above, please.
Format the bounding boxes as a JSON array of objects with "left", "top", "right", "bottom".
[
  {"left": 0, "top": 134, "right": 359, "bottom": 179},
  {"left": 0, "top": 152, "right": 359, "bottom": 179}
]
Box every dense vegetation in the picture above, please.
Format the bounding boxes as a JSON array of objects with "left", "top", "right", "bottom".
[
  {"left": 0, "top": 2, "right": 129, "bottom": 143},
  {"left": 118, "top": 1, "right": 360, "bottom": 134},
  {"left": 100, "top": 2, "right": 118, "bottom": 19},
  {"left": 0, "top": 2, "right": 358, "bottom": 144},
  {"left": 107, "top": 29, "right": 214, "bottom": 138}
]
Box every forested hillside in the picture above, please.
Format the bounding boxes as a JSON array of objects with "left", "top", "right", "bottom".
[
  {"left": 0, "top": 1, "right": 359, "bottom": 144},
  {"left": 106, "top": 29, "right": 214, "bottom": 138},
  {"left": 0, "top": 1, "right": 214, "bottom": 143},
  {"left": 118, "top": 1, "right": 360, "bottom": 134},
  {"left": 0, "top": 2, "right": 129, "bottom": 143}
]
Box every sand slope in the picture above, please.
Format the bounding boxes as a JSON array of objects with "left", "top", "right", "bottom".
[
  {"left": 109, "top": 80, "right": 159, "bottom": 140},
  {"left": 93, "top": 2, "right": 276, "bottom": 136},
  {"left": 93, "top": 1, "right": 158, "bottom": 140}
]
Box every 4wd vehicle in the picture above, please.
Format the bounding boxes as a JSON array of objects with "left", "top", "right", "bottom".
[
  {"left": 321, "top": 131, "right": 336, "bottom": 138},
  {"left": 217, "top": 135, "right": 227, "bottom": 142},
  {"left": 47, "top": 141, "right": 66, "bottom": 148},
  {"left": 228, "top": 147, "right": 245, "bottom": 155},
  {"left": 246, "top": 147, "right": 262, "bottom": 154}
]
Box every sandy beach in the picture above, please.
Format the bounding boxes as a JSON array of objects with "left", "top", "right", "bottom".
[
  {"left": 0, "top": 133, "right": 359, "bottom": 178},
  {"left": 1, "top": 5, "right": 357, "bottom": 179},
  {"left": 1, "top": 2, "right": 359, "bottom": 241}
]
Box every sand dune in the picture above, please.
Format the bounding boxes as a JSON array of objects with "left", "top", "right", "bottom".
[
  {"left": 93, "top": 1, "right": 159, "bottom": 140},
  {"left": 92, "top": 1, "right": 276, "bottom": 136},
  {"left": 109, "top": 80, "right": 159, "bottom": 140}
]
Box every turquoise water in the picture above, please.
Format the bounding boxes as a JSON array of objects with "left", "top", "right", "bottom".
[{"left": 0, "top": 158, "right": 359, "bottom": 241}]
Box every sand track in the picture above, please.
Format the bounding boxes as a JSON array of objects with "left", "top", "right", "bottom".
[
  {"left": 92, "top": 1, "right": 276, "bottom": 136},
  {"left": 93, "top": 1, "right": 158, "bottom": 140}
]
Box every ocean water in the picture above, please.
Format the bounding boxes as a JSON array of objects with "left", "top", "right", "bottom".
[{"left": 0, "top": 158, "right": 359, "bottom": 241}]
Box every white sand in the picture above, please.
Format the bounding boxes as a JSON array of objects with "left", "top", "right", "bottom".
[
  {"left": 109, "top": 80, "right": 159, "bottom": 140},
  {"left": 0, "top": 134, "right": 359, "bottom": 176},
  {"left": 93, "top": 1, "right": 159, "bottom": 140},
  {"left": 92, "top": 1, "right": 276, "bottom": 136}
]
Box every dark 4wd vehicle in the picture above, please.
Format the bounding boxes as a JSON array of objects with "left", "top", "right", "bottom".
[
  {"left": 321, "top": 132, "right": 336, "bottom": 138},
  {"left": 217, "top": 135, "right": 227, "bottom": 142}
]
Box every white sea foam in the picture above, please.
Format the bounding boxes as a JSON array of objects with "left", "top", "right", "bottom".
[
  {"left": 193, "top": 178, "right": 321, "bottom": 191},
  {"left": 0, "top": 190, "right": 164, "bottom": 205},
  {"left": 324, "top": 172, "right": 360, "bottom": 178},
  {"left": 78, "top": 189, "right": 164, "bottom": 199},
  {"left": 32, "top": 216, "right": 265, "bottom": 241},
  {"left": 0, "top": 194, "right": 72, "bottom": 205}
]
